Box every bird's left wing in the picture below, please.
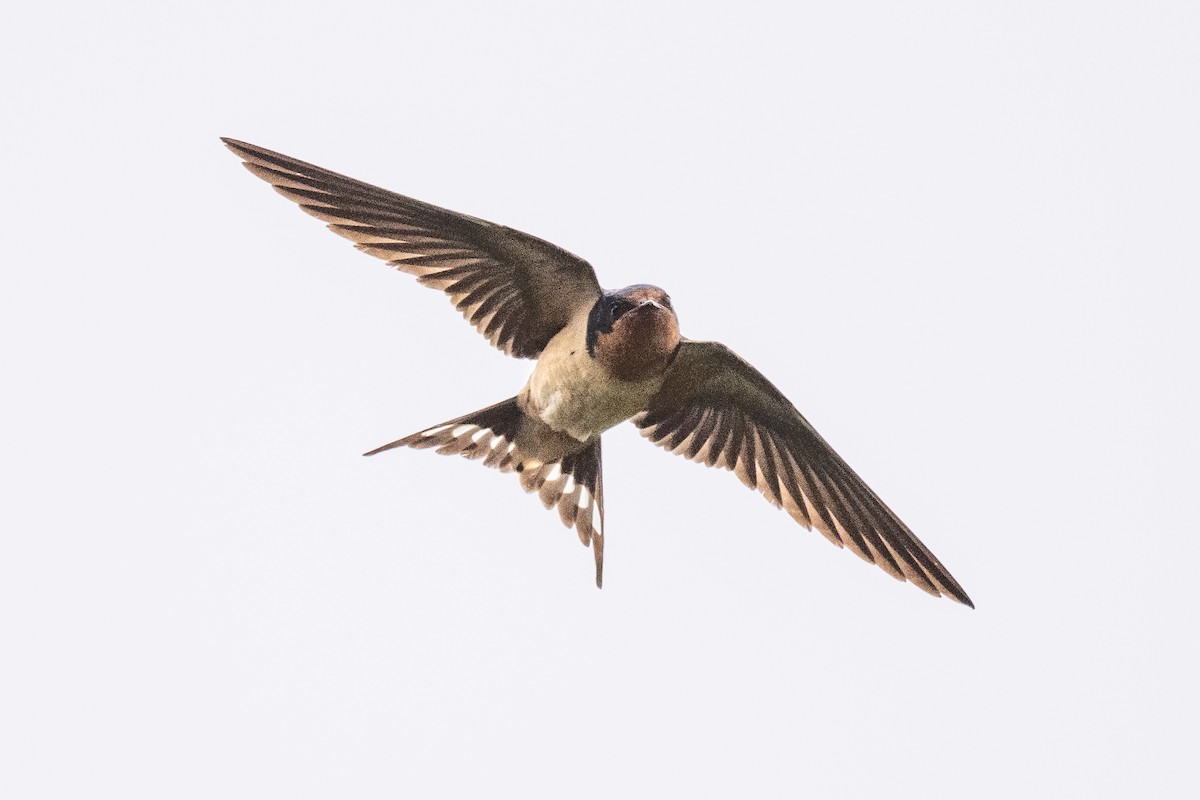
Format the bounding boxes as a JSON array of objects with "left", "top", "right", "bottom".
[
  {"left": 222, "top": 138, "right": 602, "bottom": 359},
  {"left": 634, "top": 340, "right": 972, "bottom": 606}
]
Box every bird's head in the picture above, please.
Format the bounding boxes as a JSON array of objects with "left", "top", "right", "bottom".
[{"left": 586, "top": 284, "right": 681, "bottom": 381}]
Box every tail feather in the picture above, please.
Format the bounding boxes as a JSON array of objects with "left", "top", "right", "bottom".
[
  {"left": 514, "top": 442, "right": 604, "bottom": 585},
  {"left": 363, "top": 397, "right": 524, "bottom": 465},
  {"left": 364, "top": 397, "right": 606, "bottom": 587}
]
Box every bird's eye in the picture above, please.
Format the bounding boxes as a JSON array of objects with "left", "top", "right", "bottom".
[{"left": 609, "top": 304, "right": 620, "bottom": 321}]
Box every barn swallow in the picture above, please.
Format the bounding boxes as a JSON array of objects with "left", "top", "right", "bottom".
[{"left": 222, "top": 138, "right": 973, "bottom": 607}]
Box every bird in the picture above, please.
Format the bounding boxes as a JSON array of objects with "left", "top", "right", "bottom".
[{"left": 222, "top": 137, "right": 973, "bottom": 607}]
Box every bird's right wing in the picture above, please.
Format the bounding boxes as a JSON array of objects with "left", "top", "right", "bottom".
[
  {"left": 634, "top": 340, "right": 972, "bottom": 606},
  {"left": 223, "top": 138, "right": 603, "bottom": 359}
]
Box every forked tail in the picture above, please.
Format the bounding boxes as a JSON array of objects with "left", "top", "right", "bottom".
[{"left": 364, "top": 398, "right": 606, "bottom": 587}]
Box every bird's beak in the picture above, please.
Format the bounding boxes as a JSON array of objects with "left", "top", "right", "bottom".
[{"left": 637, "top": 299, "right": 665, "bottom": 311}]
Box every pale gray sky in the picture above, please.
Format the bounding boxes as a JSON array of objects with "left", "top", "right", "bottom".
[{"left": 3, "top": 2, "right": 1198, "bottom": 798}]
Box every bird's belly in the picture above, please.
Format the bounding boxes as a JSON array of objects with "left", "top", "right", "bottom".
[{"left": 524, "top": 330, "right": 663, "bottom": 442}]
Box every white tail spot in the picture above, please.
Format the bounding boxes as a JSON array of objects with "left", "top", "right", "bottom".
[
  {"left": 471, "top": 428, "right": 490, "bottom": 443},
  {"left": 490, "top": 436, "right": 506, "bottom": 450},
  {"left": 578, "top": 487, "right": 591, "bottom": 509},
  {"left": 545, "top": 464, "right": 562, "bottom": 482},
  {"left": 562, "top": 476, "right": 575, "bottom": 494},
  {"left": 451, "top": 424, "right": 477, "bottom": 438},
  {"left": 422, "top": 424, "right": 451, "bottom": 437}
]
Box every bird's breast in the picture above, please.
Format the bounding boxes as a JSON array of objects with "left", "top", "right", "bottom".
[{"left": 523, "top": 321, "right": 665, "bottom": 442}]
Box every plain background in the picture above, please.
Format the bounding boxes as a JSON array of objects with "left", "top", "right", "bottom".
[{"left": 3, "top": 2, "right": 1197, "bottom": 797}]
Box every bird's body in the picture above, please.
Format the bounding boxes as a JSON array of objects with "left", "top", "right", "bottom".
[
  {"left": 525, "top": 316, "right": 660, "bottom": 443},
  {"left": 223, "top": 138, "right": 973, "bottom": 606},
  {"left": 524, "top": 289, "right": 677, "bottom": 442}
]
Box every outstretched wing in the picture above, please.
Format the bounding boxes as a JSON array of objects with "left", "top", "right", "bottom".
[
  {"left": 634, "top": 341, "right": 972, "bottom": 606},
  {"left": 223, "top": 138, "right": 603, "bottom": 359}
]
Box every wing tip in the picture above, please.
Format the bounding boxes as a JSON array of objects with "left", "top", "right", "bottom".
[
  {"left": 220, "top": 136, "right": 251, "bottom": 155},
  {"left": 949, "top": 587, "right": 975, "bottom": 609}
]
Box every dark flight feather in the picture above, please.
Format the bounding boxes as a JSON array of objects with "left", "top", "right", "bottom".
[
  {"left": 223, "top": 138, "right": 602, "bottom": 359},
  {"left": 634, "top": 340, "right": 973, "bottom": 607}
]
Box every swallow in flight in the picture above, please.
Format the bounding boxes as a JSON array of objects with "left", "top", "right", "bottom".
[{"left": 223, "top": 138, "right": 972, "bottom": 606}]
